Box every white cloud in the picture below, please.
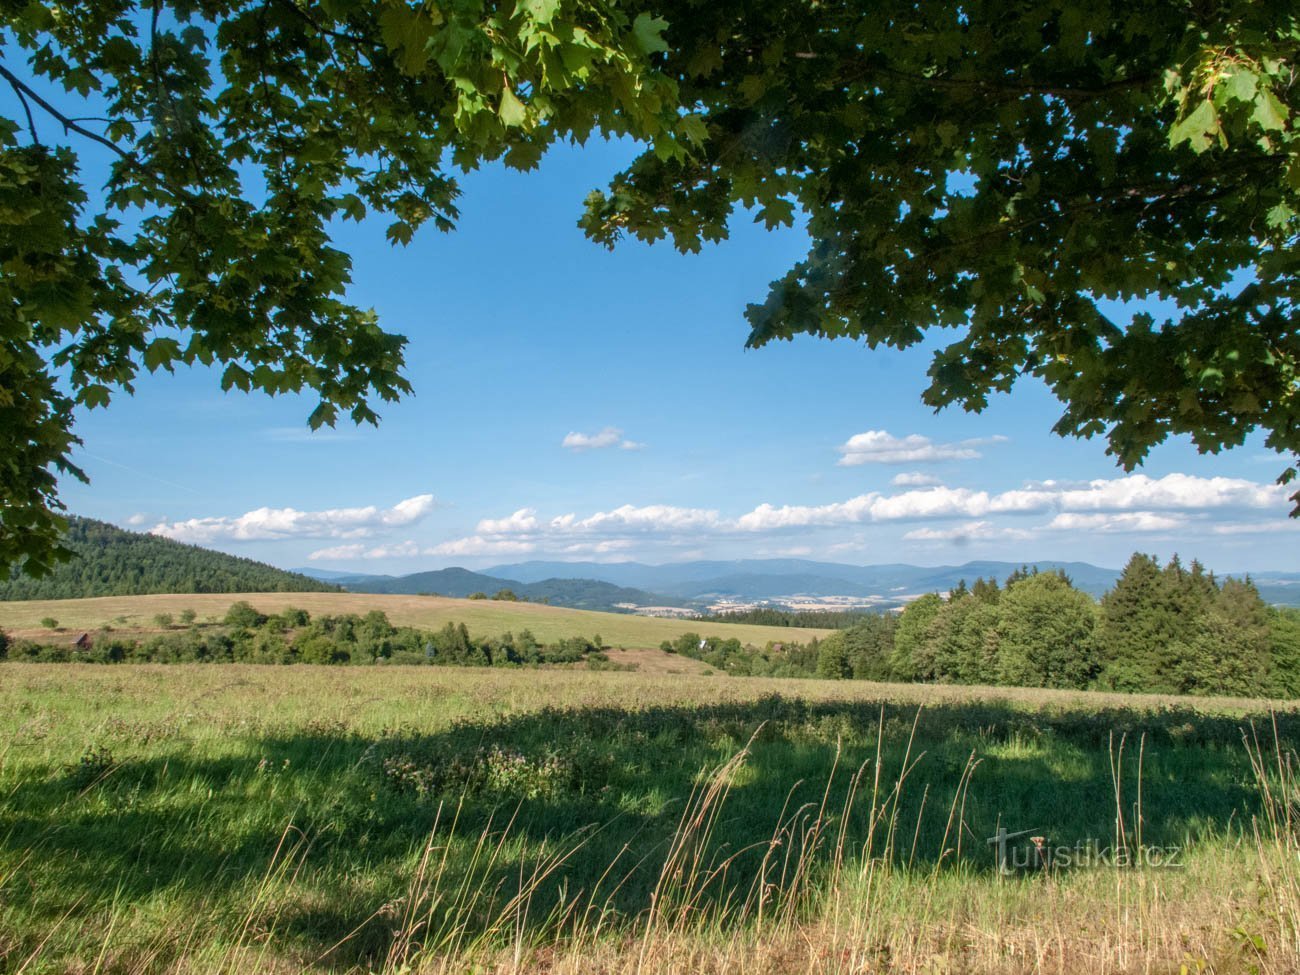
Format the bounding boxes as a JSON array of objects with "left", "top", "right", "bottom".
[
  {"left": 476, "top": 508, "right": 539, "bottom": 534},
  {"left": 307, "top": 540, "right": 424, "bottom": 560},
  {"left": 152, "top": 494, "right": 437, "bottom": 544},
  {"left": 126, "top": 513, "right": 150, "bottom": 526},
  {"left": 891, "top": 472, "right": 942, "bottom": 487},
  {"left": 836, "top": 431, "right": 1005, "bottom": 466},
  {"left": 1209, "top": 520, "right": 1300, "bottom": 536},
  {"left": 423, "top": 472, "right": 1288, "bottom": 559},
  {"left": 553, "top": 503, "right": 722, "bottom": 534},
  {"left": 428, "top": 536, "right": 538, "bottom": 557},
  {"left": 1045, "top": 512, "right": 1189, "bottom": 534},
  {"left": 903, "top": 521, "right": 1036, "bottom": 543},
  {"left": 562, "top": 427, "right": 645, "bottom": 451}
]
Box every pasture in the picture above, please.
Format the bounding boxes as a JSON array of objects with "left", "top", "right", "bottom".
[
  {"left": 2, "top": 664, "right": 1299, "bottom": 974},
  {"left": 0, "top": 592, "right": 829, "bottom": 648}
]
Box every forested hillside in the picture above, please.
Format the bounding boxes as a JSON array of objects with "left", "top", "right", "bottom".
[{"left": 0, "top": 518, "right": 339, "bottom": 601}]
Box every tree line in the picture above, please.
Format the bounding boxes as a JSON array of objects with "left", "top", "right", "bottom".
[
  {"left": 0, "top": 602, "right": 609, "bottom": 668},
  {"left": 809, "top": 556, "right": 1300, "bottom": 698},
  {"left": 688, "top": 607, "right": 877, "bottom": 629}
]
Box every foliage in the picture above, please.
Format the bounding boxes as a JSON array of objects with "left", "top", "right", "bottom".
[
  {"left": 5, "top": 2, "right": 1300, "bottom": 575},
  {"left": 0, "top": 0, "right": 692, "bottom": 577},
  {"left": 5, "top": 605, "right": 604, "bottom": 668},
  {"left": 690, "top": 607, "right": 878, "bottom": 629},
  {"left": 0, "top": 517, "right": 339, "bottom": 600},
  {"left": 580, "top": 0, "right": 1300, "bottom": 511}
]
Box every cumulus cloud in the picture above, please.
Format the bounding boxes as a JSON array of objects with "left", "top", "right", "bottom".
[
  {"left": 126, "top": 513, "right": 150, "bottom": 527},
  {"left": 307, "top": 540, "right": 424, "bottom": 561},
  {"left": 891, "top": 472, "right": 942, "bottom": 487},
  {"left": 836, "top": 431, "right": 1006, "bottom": 466},
  {"left": 562, "top": 427, "right": 645, "bottom": 451},
  {"left": 428, "top": 536, "right": 539, "bottom": 557},
  {"left": 152, "top": 494, "right": 437, "bottom": 544},
  {"left": 476, "top": 508, "right": 540, "bottom": 534},
  {"left": 903, "top": 521, "right": 1036, "bottom": 543},
  {"left": 552, "top": 504, "right": 722, "bottom": 534},
  {"left": 1044, "top": 512, "right": 1190, "bottom": 534},
  {"left": 423, "top": 472, "right": 1288, "bottom": 558}
]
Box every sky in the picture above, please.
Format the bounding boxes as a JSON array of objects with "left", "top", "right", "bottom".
[{"left": 53, "top": 137, "right": 1300, "bottom": 576}]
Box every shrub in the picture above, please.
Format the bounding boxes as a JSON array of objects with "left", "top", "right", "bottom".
[
  {"left": 223, "top": 601, "right": 265, "bottom": 628},
  {"left": 40, "top": 617, "right": 58, "bottom": 630}
]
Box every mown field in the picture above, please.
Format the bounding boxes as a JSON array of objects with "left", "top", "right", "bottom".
[
  {"left": 3, "top": 664, "right": 1300, "bottom": 974},
  {"left": 0, "top": 592, "right": 830, "bottom": 648}
]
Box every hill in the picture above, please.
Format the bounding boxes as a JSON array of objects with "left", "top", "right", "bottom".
[
  {"left": 0, "top": 591, "right": 831, "bottom": 648},
  {"left": 0, "top": 518, "right": 339, "bottom": 601},
  {"left": 337, "top": 567, "right": 678, "bottom": 612}
]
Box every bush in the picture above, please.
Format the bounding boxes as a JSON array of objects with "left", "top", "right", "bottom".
[
  {"left": 40, "top": 617, "right": 58, "bottom": 630},
  {"left": 223, "top": 601, "right": 265, "bottom": 628},
  {"left": 153, "top": 613, "right": 174, "bottom": 628}
]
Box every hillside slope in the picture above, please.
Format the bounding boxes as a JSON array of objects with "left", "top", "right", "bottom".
[
  {"left": 0, "top": 592, "right": 831, "bottom": 648},
  {"left": 0, "top": 518, "right": 339, "bottom": 601}
]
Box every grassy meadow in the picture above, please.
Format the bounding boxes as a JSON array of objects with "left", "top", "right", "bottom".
[
  {"left": 3, "top": 663, "right": 1300, "bottom": 974},
  {"left": 0, "top": 592, "right": 830, "bottom": 649}
]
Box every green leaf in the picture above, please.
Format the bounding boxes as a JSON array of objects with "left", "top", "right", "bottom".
[
  {"left": 143, "top": 338, "right": 181, "bottom": 373},
  {"left": 520, "top": 0, "right": 561, "bottom": 27},
  {"left": 79, "top": 385, "right": 111, "bottom": 409},
  {"left": 498, "top": 86, "right": 527, "bottom": 127},
  {"left": 1252, "top": 88, "right": 1288, "bottom": 132},
  {"left": 1222, "top": 68, "right": 1258, "bottom": 104},
  {"left": 678, "top": 113, "right": 708, "bottom": 146},
  {"left": 631, "top": 13, "right": 669, "bottom": 56},
  {"left": 1169, "top": 100, "right": 1220, "bottom": 152}
]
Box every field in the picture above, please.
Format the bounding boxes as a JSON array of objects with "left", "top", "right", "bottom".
[
  {"left": 3, "top": 663, "right": 1300, "bottom": 974},
  {"left": 0, "top": 592, "right": 830, "bottom": 648}
]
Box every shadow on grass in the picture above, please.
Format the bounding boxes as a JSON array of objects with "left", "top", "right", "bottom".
[{"left": 1, "top": 693, "right": 1290, "bottom": 968}]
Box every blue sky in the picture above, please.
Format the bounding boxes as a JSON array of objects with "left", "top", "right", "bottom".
[{"left": 55, "top": 137, "right": 1300, "bottom": 574}]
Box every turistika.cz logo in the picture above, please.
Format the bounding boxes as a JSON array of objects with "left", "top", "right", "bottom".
[{"left": 987, "top": 826, "right": 1183, "bottom": 875}]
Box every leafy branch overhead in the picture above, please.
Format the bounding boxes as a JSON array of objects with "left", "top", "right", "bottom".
[{"left": 2, "top": 0, "right": 1299, "bottom": 576}]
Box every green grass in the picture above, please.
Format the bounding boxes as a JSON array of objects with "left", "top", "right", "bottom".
[
  {"left": 2, "top": 666, "right": 1299, "bottom": 973},
  {"left": 0, "top": 591, "right": 831, "bottom": 648}
]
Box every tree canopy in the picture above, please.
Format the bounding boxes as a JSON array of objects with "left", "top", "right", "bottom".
[{"left": 3, "top": 0, "right": 1299, "bottom": 575}]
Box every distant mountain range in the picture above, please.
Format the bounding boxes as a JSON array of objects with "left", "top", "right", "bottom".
[
  {"left": 292, "top": 566, "right": 671, "bottom": 612},
  {"left": 484, "top": 558, "right": 1128, "bottom": 601},
  {"left": 294, "top": 557, "right": 1300, "bottom": 609},
  {"left": 5, "top": 519, "right": 1295, "bottom": 610}
]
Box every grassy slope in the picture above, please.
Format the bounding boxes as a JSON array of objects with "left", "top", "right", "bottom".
[
  {"left": 3, "top": 666, "right": 1299, "bottom": 973},
  {"left": 0, "top": 591, "right": 831, "bottom": 646}
]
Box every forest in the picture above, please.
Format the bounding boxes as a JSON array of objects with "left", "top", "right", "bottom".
[
  {"left": 0, "top": 518, "right": 339, "bottom": 600},
  {"left": 668, "top": 556, "right": 1300, "bottom": 699}
]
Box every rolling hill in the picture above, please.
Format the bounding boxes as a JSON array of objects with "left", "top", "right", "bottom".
[
  {"left": 0, "top": 591, "right": 829, "bottom": 649},
  {"left": 339, "top": 568, "right": 675, "bottom": 612},
  {"left": 0, "top": 518, "right": 339, "bottom": 601}
]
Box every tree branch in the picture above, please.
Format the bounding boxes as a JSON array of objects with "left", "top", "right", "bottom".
[{"left": 0, "top": 62, "right": 131, "bottom": 159}]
